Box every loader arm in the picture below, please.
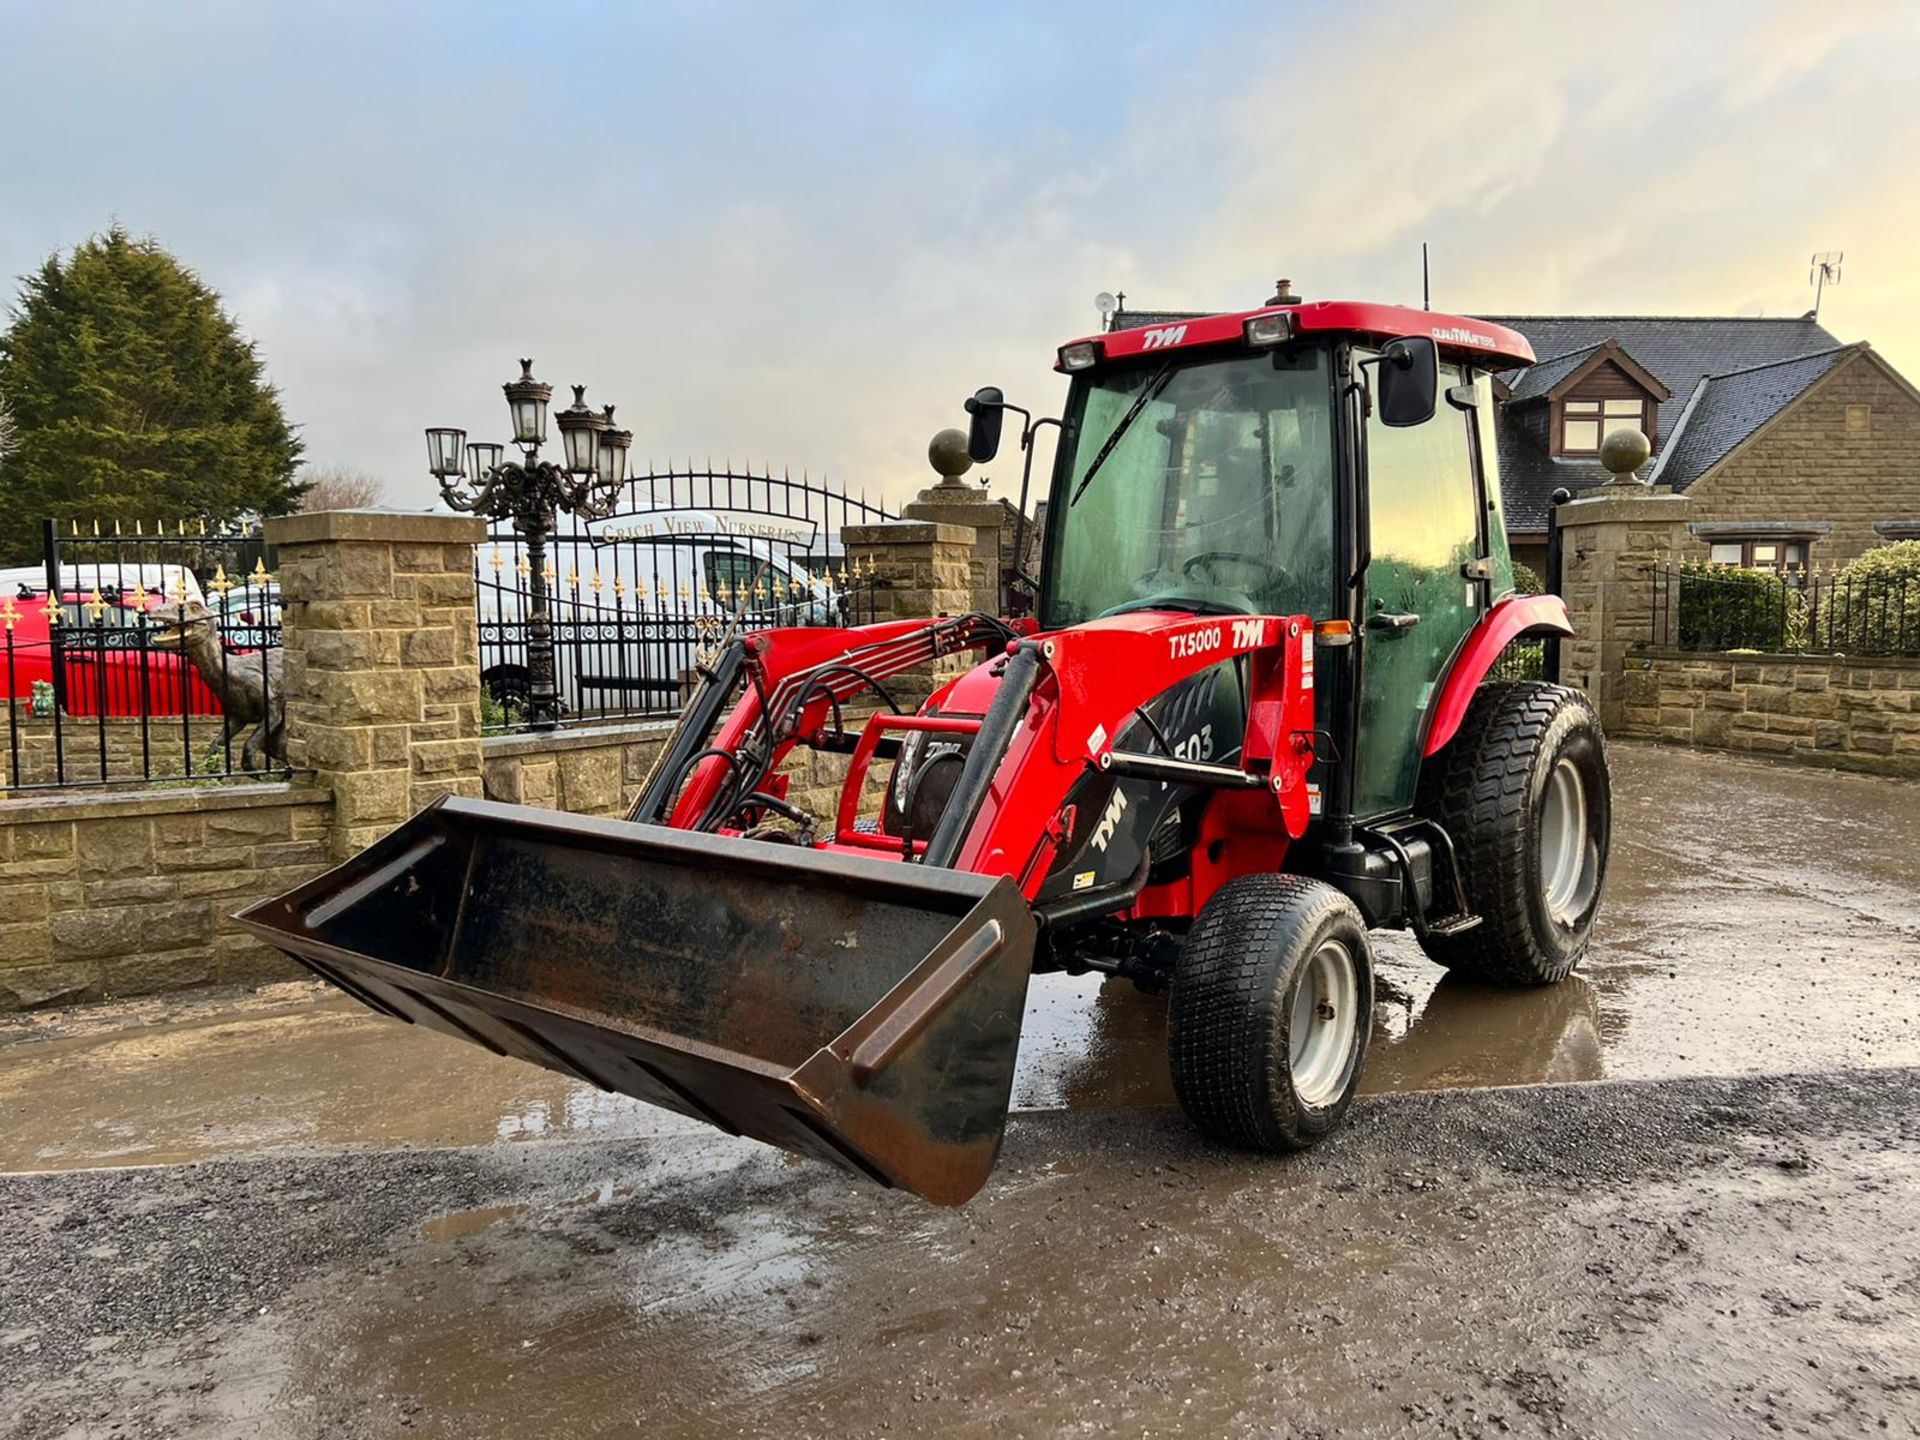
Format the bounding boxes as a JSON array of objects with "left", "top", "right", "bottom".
[
  {"left": 630, "top": 613, "right": 1024, "bottom": 833},
  {"left": 945, "top": 611, "right": 1319, "bottom": 893}
]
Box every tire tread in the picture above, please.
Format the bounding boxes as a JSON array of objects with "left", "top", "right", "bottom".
[
  {"left": 1415, "top": 680, "right": 1602, "bottom": 985},
  {"left": 1169, "top": 874, "right": 1369, "bottom": 1150}
]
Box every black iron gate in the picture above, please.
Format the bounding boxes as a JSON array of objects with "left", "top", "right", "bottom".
[{"left": 475, "top": 463, "right": 891, "bottom": 726}]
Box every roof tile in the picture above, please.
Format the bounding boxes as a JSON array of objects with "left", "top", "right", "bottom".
[{"left": 1648, "top": 346, "right": 1856, "bottom": 490}]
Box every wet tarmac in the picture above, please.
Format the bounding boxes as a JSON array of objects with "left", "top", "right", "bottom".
[
  {"left": 0, "top": 740, "right": 1913, "bottom": 1174},
  {"left": 3, "top": 1069, "right": 1916, "bottom": 1438},
  {"left": 2, "top": 740, "right": 1918, "bottom": 1437}
]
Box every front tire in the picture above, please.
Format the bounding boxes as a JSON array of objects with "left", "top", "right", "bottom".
[
  {"left": 1416, "top": 681, "right": 1610, "bottom": 985},
  {"left": 1168, "top": 875, "right": 1374, "bottom": 1151}
]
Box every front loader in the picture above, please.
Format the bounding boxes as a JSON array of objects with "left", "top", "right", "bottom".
[{"left": 240, "top": 292, "right": 1611, "bottom": 1205}]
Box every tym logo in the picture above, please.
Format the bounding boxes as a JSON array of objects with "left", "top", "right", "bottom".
[
  {"left": 1140, "top": 325, "right": 1187, "bottom": 350},
  {"left": 1090, "top": 789, "right": 1129, "bottom": 852},
  {"left": 1231, "top": 618, "right": 1267, "bottom": 648}
]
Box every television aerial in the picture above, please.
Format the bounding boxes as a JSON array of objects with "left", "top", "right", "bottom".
[{"left": 1809, "top": 251, "right": 1843, "bottom": 319}]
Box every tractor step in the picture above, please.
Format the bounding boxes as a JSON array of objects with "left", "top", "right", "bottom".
[{"left": 1423, "top": 912, "right": 1482, "bottom": 938}]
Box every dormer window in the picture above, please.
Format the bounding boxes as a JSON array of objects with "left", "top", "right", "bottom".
[{"left": 1561, "top": 397, "right": 1648, "bottom": 455}]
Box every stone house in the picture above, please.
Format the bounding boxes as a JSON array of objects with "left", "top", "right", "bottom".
[
  {"left": 1484, "top": 315, "right": 1920, "bottom": 576},
  {"left": 1108, "top": 303, "right": 1920, "bottom": 580}
]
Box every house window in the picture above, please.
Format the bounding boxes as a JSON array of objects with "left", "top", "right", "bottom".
[
  {"left": 1560, "top": 397, "right": 1646, "bottom": 454},
  {"left": 1708, "top": 538, "right": 1808, "bottom": 572}
]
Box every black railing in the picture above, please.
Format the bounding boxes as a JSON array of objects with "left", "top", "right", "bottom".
[
  {"left": 1651, "top": 563, "right": 1920, "bottom": 658},
  {"left": 3, "top": 521, "right": 289, "bottom": 791},
  {"left": 476, "top": 464, "right": 893, "bottom": 728}
]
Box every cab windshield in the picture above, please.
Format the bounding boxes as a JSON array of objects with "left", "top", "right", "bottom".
[{"left": 1041, "top": 346, "right": 1336, "bottom": 627}]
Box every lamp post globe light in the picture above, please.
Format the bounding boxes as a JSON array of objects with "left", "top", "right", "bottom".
[{"left": 427, "top": 359, "right": 632, "bottom": 730}]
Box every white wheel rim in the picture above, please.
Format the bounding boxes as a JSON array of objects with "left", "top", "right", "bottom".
[
  {"left": 1538, "top": 757, "right": 1598, "bottom": 927},
  {"left": 1287, "top": 938, "right": 1359, "bottom": 1107}
]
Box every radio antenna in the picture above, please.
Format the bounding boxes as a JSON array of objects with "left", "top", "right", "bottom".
[
  {"left": 1422, "top": 242, "right": 1431, "bottom": 311},
  {"left": 1809, "top": 251, "right": 1843, "bottom": 319}
]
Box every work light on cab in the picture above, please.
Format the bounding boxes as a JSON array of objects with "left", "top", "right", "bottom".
[
  {"left": 1244, "top": 311, "right": 1293, "bottom": 347},
  {"left": 1057, "top": 340, "right": 1100, "bottom": 371}
]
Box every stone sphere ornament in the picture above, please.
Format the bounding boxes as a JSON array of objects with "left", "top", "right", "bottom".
[
  {"left": 1599, "top": 427, "right": 1651, "bottom": 483},
  {"left": 927, "top": 427, "right": 975, "bottom": 483}
]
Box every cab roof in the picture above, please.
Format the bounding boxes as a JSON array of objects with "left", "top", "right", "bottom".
[{"left": 1057, "top": 300, "right": 1536, "bottom": 373}]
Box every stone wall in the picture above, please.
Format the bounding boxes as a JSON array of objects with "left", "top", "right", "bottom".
[
  {"left": 482, "top": 720, "right": 674, "bottom": 818},
  {"left": 901, "top": 484, "right": 1026, "bottom": 617},
  {"left": 0, "top": 783, "right": 332, "bottom": 1010},
  {"left": 843, "top": 520, "right": 977, "bottom": 702},
  {"left": 4, "top": 717, "right": 171, "bottom": 789},
  {"left": 1681, "top": 350, "right": 1920, "bottom": 566},
  {"left": 1620, "top": 648, "right": 1920, "bottom": 775}
]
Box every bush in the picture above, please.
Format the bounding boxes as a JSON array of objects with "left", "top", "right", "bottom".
[
  {"left": 1676, "top": 563, "right": 1800, "bottom": 652},
  {"left": 1487, "top": 639, "right": 1545, "bottom": 680},
  {"left": 480, "top": 687, "right": 519, "bottom": 732},
  {"left": 1511, "top": 559, "right": 1544, "bottom": 597},
  {"left": 1822, "top": 541, "right": 1920, "bottom": 656}
]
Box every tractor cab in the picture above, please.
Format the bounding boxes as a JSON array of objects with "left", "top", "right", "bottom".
[{"left": 974, "top": 296, "right": 1537, "bottom": 829}]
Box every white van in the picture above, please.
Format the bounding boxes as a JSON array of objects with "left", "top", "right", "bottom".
[{"left": 472, "top": 519, "right": 844, "bottom": 714}]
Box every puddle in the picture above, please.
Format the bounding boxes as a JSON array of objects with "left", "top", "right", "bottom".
[
  {"left": 1, "top": 742, "right": 1915, "bottom": 1174},
  {"left": 0, "top": 999, "right": 691, "bottom": 1173},
  {"left": 421, "top": 1204, "right": 528, "bottom": 1243}
]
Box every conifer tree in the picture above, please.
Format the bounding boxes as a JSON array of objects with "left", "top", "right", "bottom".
[{"left": 0, "top": 225, "right": 305, "bottom": 559}]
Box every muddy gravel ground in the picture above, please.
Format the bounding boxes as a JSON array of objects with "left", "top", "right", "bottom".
[
  {"left": 2, "top": 1067, "right": 1916, "bottom": 1439},
  {"left": 2, "top": 742, "right": 1918, "bottom": 1437}
]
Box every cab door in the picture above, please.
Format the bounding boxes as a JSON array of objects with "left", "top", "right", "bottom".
[{"left": 1353, "top": 361, "right": 1486, "bottom": 819}]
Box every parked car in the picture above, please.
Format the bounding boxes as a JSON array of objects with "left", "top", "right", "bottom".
[{"left": 214, "top": 580, "right": 282, "bottom": 649}]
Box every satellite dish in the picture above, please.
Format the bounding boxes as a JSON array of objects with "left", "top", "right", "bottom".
[{"left": 1094, "top": 291, "right": 1118, "bottom": 318}]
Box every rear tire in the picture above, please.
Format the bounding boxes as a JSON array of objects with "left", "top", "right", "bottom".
[
  {"left": 1168, "top": 875, "right": 1374, "bottom": 1151},
  {"left": 1416, "top": 681, "right": 1610, "bottom": 985}
]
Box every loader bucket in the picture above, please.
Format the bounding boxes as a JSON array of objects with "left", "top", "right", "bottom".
[{"left": 235, "top": 796, "right": 1038, "bottom": 1205}]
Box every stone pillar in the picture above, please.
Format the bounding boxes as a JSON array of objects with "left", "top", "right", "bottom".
[
  {"left": 902, "top": 489, "right": 1016, "bottom": 616},
  {"left": 842, "top": 519, "right": 977, "bottom": 699},
  {"left": 1554, "top": 487, "right": 1690, "bottom": 730},
  {"left": 900, "top": 426, "right": 1023, "bottom": 616},
  {"left": 266, "top": 510, "right": 486, "bottom": 858}
]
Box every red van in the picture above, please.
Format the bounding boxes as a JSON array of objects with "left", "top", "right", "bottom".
[{"left": 3, "top": 586, "right": 223, "bottom": 717}]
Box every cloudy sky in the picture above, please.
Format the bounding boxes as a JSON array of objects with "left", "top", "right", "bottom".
[{"left": 4, "top": 0, "right": 1916, "bottom": 511}]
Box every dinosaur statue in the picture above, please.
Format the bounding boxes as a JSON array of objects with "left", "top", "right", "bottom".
[{"left": 149, "top": 598, "right": 286, "bottom": 771}]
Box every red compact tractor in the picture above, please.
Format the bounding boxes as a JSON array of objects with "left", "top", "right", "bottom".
[{"left": 242, "top": 294, "right": 1610, "bottom": 1205}]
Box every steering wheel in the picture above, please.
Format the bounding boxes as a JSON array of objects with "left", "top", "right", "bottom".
[{"left": 1182, "top": 550, "right": 1288, "bottom": 592}]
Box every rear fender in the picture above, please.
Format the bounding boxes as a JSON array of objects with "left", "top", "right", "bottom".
[{"left": 1423, "top": 594, "right": 1574, "bottom": 757}]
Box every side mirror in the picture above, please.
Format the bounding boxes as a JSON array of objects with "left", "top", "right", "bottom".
[
  {"left": 964, "top": 386, "right": 1005, "bottom": 462},
  {"left": 1376, "top": 337, "right": 1439, "bottom": 428}
]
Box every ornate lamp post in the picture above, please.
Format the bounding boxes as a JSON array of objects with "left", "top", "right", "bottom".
[{"left": 427, "top": 359, "right": 633, "bottom": 730}]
